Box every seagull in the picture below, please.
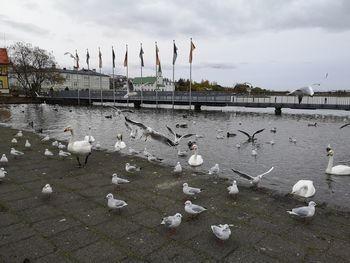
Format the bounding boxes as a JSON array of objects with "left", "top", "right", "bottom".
[
  {"left": 147, "top": 154, "right": 163, "bottom": 163},
  {"left": 44, "top": 149, "right": 54, "bottom": 157},
  {"left": 174, "top": 162, "right": 182, "bottom": 174},
  {"left": 128, "top": 148, "right": 141, "bottom": 155},
  {"left": 42, "top": 184, "right": 53, "bottom": 196},
  {"left": 58, "top": 150, "right": 71, "bottom": 158},
  {"left": 41, "top": 135, "right": 50, "bottom": 142},
  {"left": 184, "top": 200, "right": 207, "bottom": 217},
  {"left": 125, "top": 163, "right": 141, "bottom": 172},
  {"left": 176, "top": 123, "right": 188, "bottom": 128},
  {"left": 0, "top": 168, "right": 7, "bottom": 181},
  {"left": 125, "top": 122, "right": 138, "bottom": 139},
  {"left": 227, "top": 180, "right": 239, "bottom": 196},
  {"left": 166, "top": 125, "right": 195, "bottom": 144},
  {"left": 58, "top": 143, "right": 66, "bottom": 149},
  {"left": 211, "top": 224, "right": 232, "bottom": 241},
  {"left": 287, "top": 201, "right": 316, "bottom": 220},
  {"left": 216, "top": 130, "right": 224, "bottom": 139},
  {"left": 161, "top": 213, "right": 182, "bottom": 233},
  {"left": 11, "top": 138, "right": 18, "bottom": 144},
  {"left": 251, "top": 149, "right": 258, "bottom": 156},
  {"left": 0, "top": 154, "right": 8, "bottom": 164},
  {"left": 177, "top": 149, "right": 188, "bottom": 157},
  {"left": 340, "top": 123, "right": 350, "bottom": 129},
  {"left": 125, "top": 116, "right": 178, "bottom": 146},
  {"left": 24, "top": 140, "right": 31, "bottom": 148},
  {"left": 106, "top": 105, "right": 134, "bottom": 116},
  {"left": 289, "top": 137, "right": 297, "bottom": 143},
  {"left": 15, "top": 130, "right": 23, "bottom": 137},
  {"left": 143, "top": 148, "right": 152, "bottom": 157},
  {"left": 238, "top": 129, "right": 265, "bottom": 142},
  {"left": 183, "top": 183, "right": 203, "bottom": 196},
  {"left": 270, "top": 127, "right": 277, "bottom": 133},
  {"left": 235, "top": 143, "right": 241, "bottom": 149},
  {"left": 84, "top": 126, "right": 95, "bottom": 144},
  {"left": 195, "top": 134, "right": 204, "bottom": 139},
  {"left": 114, "top": 134, "right": 126, "bottom": 151},
  {"left": 288, "top": 84, "right": 319, "bottom": 104},
  {"left": 106, "top": 193, "right": 128, "bottom": 211},
  {"left": 111, "top": 173, "right": 130, "bottom": 186},
  {"left": 52, "top": 141, "right": 59, "bottom": 147},
  {"left": 231, "top": 167, "right": 274, "bottom": 187},
  {"left": 208, "top": 164, "right": 220, "bottom": 176},
  {"left": 10, "top": 148, "right": 24, "bottom": 158}
]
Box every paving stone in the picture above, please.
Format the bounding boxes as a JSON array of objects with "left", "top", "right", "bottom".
[
  {"left": 74, "top": 206, "right": 111, "bottom": 226},
  {"left": 6, "top": 195, "right": 43, "bottom": 211},
  {"left": 0, "top": 223, "right": 35, "bottom": 246},
  {"left": 19, "top": 204, "right": 61, "bottom": 224},
  {"left": 32, "top": 216, "right": 80, "bottom": 237},
  {"left": 223, "top": 246, "right": 281, "bottom": 263},
  {"left": 34, "top": 251, "right": 75, "bottom": 263},
  {"left": 328, "top": 239, "right": 350, "bottom": 261},
  {"left": 0, "top": 212, "right": 20, "bottom": 227},
  {"left": 94, "top": 217, "right": 141, "bottom": 240}
]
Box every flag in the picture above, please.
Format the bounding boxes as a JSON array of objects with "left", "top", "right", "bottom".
[
  {"left": 123, "top": 49, "right": 128, "bottom": 67},
  {"left": 172, "top": 42, "right": 178, "bottom": 65},
  {"left": 158, "top": 62, "right": 162, "bottom": 73},
  {"left": 112, "top": 47, "right": 115, "bottom": 68},
  {"left": 139, "top": 46, "right": 144, "bottom": 67},
  {"left": 156, "top": 44, "right": 160, "bottom": 66},
  {"left": 75, "top": 50, "right": 80, "bottom": 69},
  {"left": 86, "top": 49, "right": 90, "bottom": 68},
  {"left": 98, "top": 48, "right": 102, "bottom": 68},
  {"left": 189, "top": 40, "right": 196, "bottom": 64}
]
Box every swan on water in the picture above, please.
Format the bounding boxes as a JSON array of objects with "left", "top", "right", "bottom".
[
  {"left": 64, "top": 126, "right": 92, "bottom": 167},
  {"left": 291, "top": 180, "right": 316, "bottom": 198},
  {"left": 188, "top": 144, "right": 203, "bottom": 167},
  {"left": 325, "top": 146, "right": 350, "bottom": 175}
]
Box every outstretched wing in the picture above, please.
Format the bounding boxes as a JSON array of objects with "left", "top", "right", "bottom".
[
  {"left": 149, "top": 130, "right": 178, "bottom": 147},
  {"left": 179, "top": 133, "right": 196, "bottom": 139},
  {"left": 238, "top": 130, "right": 252, "bottom": 140},
  {"left": 125, "top": 116, "right": 148, "bottom": 130},
  {"left": 257, "top": 167, "right": 274, "bottom": 179},
  {"left": 340, "top": 123, "right": 350, "bottom": 129},
  {"left": 231, "top": 168, "right": 253, "bottom": 180},
  {"left": 124, "top": 122, "right": 132, "bottom": 131},
  {"left": 166, "top": 125, "right": 176, "bottom": 136},
  {"left": 251, "top": 128, "right": 265, "bottom": 140}
]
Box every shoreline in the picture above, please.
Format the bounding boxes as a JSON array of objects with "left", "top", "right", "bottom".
[{"left": 0, "top": 126, "right": 350, "bottom": 262}]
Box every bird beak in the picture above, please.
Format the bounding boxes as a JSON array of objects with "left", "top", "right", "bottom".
[{"left": 64, "top": 128, "right": 69, "bottom": 132}]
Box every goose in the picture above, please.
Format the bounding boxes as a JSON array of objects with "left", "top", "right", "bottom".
[
  {"left": 227, "top": 180, "right": 239, "bottom": 196},
  {"left": 106, "top": 193, "right": 128, "bottom": 211},
  {"left": 42, "top": 184, "right": 53, "bottom": 195},
  {"left": 174, "top": 162, "right": 182, "bottom": 174},
  {"left": 291, "top": 180, "right": 316, "bottom": 198},
  {"left": 325, "top": 146, "right": 350, "bottom": 175},
  {"left": 114, "top": 134, "right": 126, "bottom": 151},
  {"left": 84, "top": 127, "right": 95, "bottom": 144},
  {"left": 188, "top": 144, "right": 203, "bottom": 167},
  {"left": 24, "top": 140, "right": 31, "bottom": 148},
  {"left": 0, "top": 168, "right": 7, "bottom": 181},
  {"left": 111, "top": 173, "right": 130, "bottom": 185},
  {"left": 161, "top": 213, "right": 182, "bottom": 232},
  {"left": 64, "top": 127, "right": 92, "bottom": 167},
  {"left": 211, "top": 224, "right": 232, "bottom": 241},
  {"left": 287, "top": 201, "right": 316, "bottom": 219}
]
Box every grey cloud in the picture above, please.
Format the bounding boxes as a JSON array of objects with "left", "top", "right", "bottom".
[{"left": 0, "top": 15, "right": 49, "bottom": 35}]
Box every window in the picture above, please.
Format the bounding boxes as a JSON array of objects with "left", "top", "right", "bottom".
[{"left": 0, "top": 80, "right": 3, "bottom": 89}]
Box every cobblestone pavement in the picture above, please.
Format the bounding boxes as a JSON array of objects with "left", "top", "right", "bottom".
[{"left": 0, "top": 127, "right": 349, "bottom": 262}]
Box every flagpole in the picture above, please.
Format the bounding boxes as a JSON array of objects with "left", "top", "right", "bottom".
[
  {"left": 87, "top": 49, "right": 91, "bottom": 106},
  {"left": 112, "top": 46, "right": 115, "bottom": 106},
  {"left": 76, "top": 50, "right": 80, "bottom": 106},
  {"left": 172, "top": 40, "right": 175, "bottom": 110},
  {"left": 126, "top": 44, "right": 129, "bottom": 108},
  {"left": 99, "top": 47, "right": 102, "bottom": 105},
  {"left": 155, "top": 41, "right": 158, "bottom": 109},
  {"left": 189, "top": 38, "right": 193, "bottom": 111},
  {"left": 140, "top": 43, "right": 143, "bottom": 107}
]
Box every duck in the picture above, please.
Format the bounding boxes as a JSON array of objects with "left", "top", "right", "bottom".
[
  {"left": 291, "top": 180, "right": 316, "bottom": 198},
  {"left": 325, "top": 146, "right": 350, "bottom": 175},
  {"left": 114, "top": 134, "right": 126, "bottom": 151},
  {"left": 188, "top": 144, "right": 203, "bottom": 167},
  {"left": 64, "top": 126, "right": 92, "bottom": 167}
]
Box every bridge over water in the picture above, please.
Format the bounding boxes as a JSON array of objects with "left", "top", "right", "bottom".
[{"left": 41, "top": 90, "right": 350, "bottom": 115}]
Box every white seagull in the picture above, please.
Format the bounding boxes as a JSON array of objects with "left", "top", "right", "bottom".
[
  {"left": 106, "top": 193, "right": 128, "bottom": 211},
  {"left": 166, "top": 125, "right": 195, "bottom": 144},
  {"left": 161, "top": 213, "right": 182, "bottom": 232},
  {"left": 11, "top": 138, "right": 18, "bottom": 144},
  {"left": 177, "top": 149, "right": 188, "bottom": 157},
  {"left": 238, "top": 129, "right": 265, "bottom": 142},
  {"left": 44, "top": 149, "right": 54, "bottom": 157},
  {"left": 52, "top": 141, "right": 59, "bottom": 147},
  {"left": 211, "top": 224, "right": 232, "bottom": 241},
  {"left": 24, "top": 140, "right": 31, "bottom": 148},
  {"left": 231, "top": 167, "right": 274, "bottom": 187},
  {"left": 208, "top": 164, "right": 220, "bottom": 176},
  {"left": 287, "top": 201, "right": 316, "bottom": 219},
  {"left": 125, "top": 163, "right": 141, "bottom": 172},
  {"left": 183, "top": 183, "right": 203, "bottom": 196},
  {"left": 184, "top": 200, "right": 207, "bottom": 217},
  {"left": 84, "top": 126, "right": 95, "bottom": 144},
  {"left": 0, "top": 154, "right": 8, "bottom": 164},
  {"left": 15, "top": 130, "right": 23, "bottom": 138},
  {"left": 10, "top": 148, "right": 24, "bottom": 158},
  {"left": 174, "top": 162, "right": 182, "bottom": 174},
  {"left": 128, "top": 148, "right": 141, "bottom": 155},
  {"left": 0, "top": 168, "right": 7, "bottom": 181},
  {"left": 288, "top": 84, "right": 319, "bottom": 104},
  {"left": 111, "top": 173, "right": 130, "bottom": 185},
  {"left": 58, "top": 143, "right": 66, "bottom": 149},
  {"left": 42, "top": 184, "right": 53, "bottom": 195},
  {"left": 227, "top": 180, "right": 239, "bottom": 196},
  {"left": 41, "top": 135, "right": 50, "bottom": 142},
  {"left": 58, "top": 150, "right": 71, "bottom": 158}
]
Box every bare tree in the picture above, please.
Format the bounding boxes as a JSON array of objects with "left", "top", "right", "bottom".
[{"left": 9, "top": 42, "right": 64, "bottom": 97}]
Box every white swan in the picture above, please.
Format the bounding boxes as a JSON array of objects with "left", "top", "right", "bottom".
[
  {"left": 325, "top": 147, "right": 350, "bottom": 175},
  {"left": 188, "top": 144, "right": 203, "bottom": 167},
  {"left": 291, "top": 180, "right": 316, "bottom": 198},
  {"left": 114, "top": 134, "right": 126, "bottom": 151},
  {"left": 64, "top": 127, "right": 92, "bottom": 167}
]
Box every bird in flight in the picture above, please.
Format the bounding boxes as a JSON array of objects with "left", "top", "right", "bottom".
[{"left": 237, "top": 129, "right": 265, "bottom": 142}]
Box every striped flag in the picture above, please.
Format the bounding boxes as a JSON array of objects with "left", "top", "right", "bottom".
[
  {"left": 139, "top": 45, "right": 144, "bottom": 67},
  {"left": 123, "top": 48, "right": 128, "bottom": 67},
  {"left": 156, "top": 44, "right": 160, "bottom": 66},
  {"left": 98, "top": 48, "right": 102, "bottom": 68},
  {"left": 172, "top": 41, "right": 178, "bottom": 65},
  {"left": 86, "top": 49, "right": 90, "bottom": 68},
  {"left": 112, "top": 47, "right": 115, "bottom": 68},
  {"left": 189, "top": 39, "right": 196, "bottom": 64},
  {"left": 75, "top": 50, "right": 80, "bottom": 69}
]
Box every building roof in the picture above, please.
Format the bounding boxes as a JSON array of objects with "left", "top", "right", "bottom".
[
  {"left": 132, "top": 76, "right": 157, "bottom": 85},
  {"left": 58, "top": 68, "right": 109, "bottom": 77},
  {"left": 0, "top": 48, "right": 10, "bottom": 65}
]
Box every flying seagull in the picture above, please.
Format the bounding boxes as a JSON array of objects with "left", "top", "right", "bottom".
[
  {"left": 166, "top": 125, "right": 195, "bottom": 144},
  {"left": 288, "top": 84, "right": 320, "bottom": 104},
  {"left": 238, "top": 129, "right": 265, "bottom": 142},
  {"left": 125, "top": 116, "right": 178, "bottom": 146},
  {"left": 340, "top": 123, "right": 350, "bottom": 129},
  {"left": 231, "top": 167, "right": 274, "bottom": 187}
]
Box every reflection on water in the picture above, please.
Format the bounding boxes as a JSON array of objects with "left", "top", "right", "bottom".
[{"left": 3, "top": 103, "right": 350, "bottom": 211}]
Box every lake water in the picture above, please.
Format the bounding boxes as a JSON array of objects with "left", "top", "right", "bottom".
[{"left": 2, "top": 103, "right": 350, "bottom": 211}]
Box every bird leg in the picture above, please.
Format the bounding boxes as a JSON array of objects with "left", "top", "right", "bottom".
[
  {"left": 84, "top": 153, "right": 91, "bottom": 165},
  {"left": 76, "top": 157, "right": 82, "bottom": 167}
]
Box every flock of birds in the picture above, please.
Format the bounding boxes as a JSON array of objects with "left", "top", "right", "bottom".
[{"left": 1, "top": 104, "right": 350, "bottom": 242}]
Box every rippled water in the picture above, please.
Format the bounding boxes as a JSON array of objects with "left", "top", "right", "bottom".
[{"left": 2, "top": 103, "right": 350, "bottom": 211}]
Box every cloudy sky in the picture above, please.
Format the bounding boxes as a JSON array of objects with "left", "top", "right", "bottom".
[{"left": 2, "top": 0, "right": 350, "bottom": 90}]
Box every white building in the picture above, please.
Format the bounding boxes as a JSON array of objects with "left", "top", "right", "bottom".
[{"left": 41, "top": 68, "right": 110, "bottom": 91}]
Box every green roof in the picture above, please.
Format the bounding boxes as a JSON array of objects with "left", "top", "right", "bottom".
[{"left": 132, "top": 76, "right": 157, "bottom": 85}]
